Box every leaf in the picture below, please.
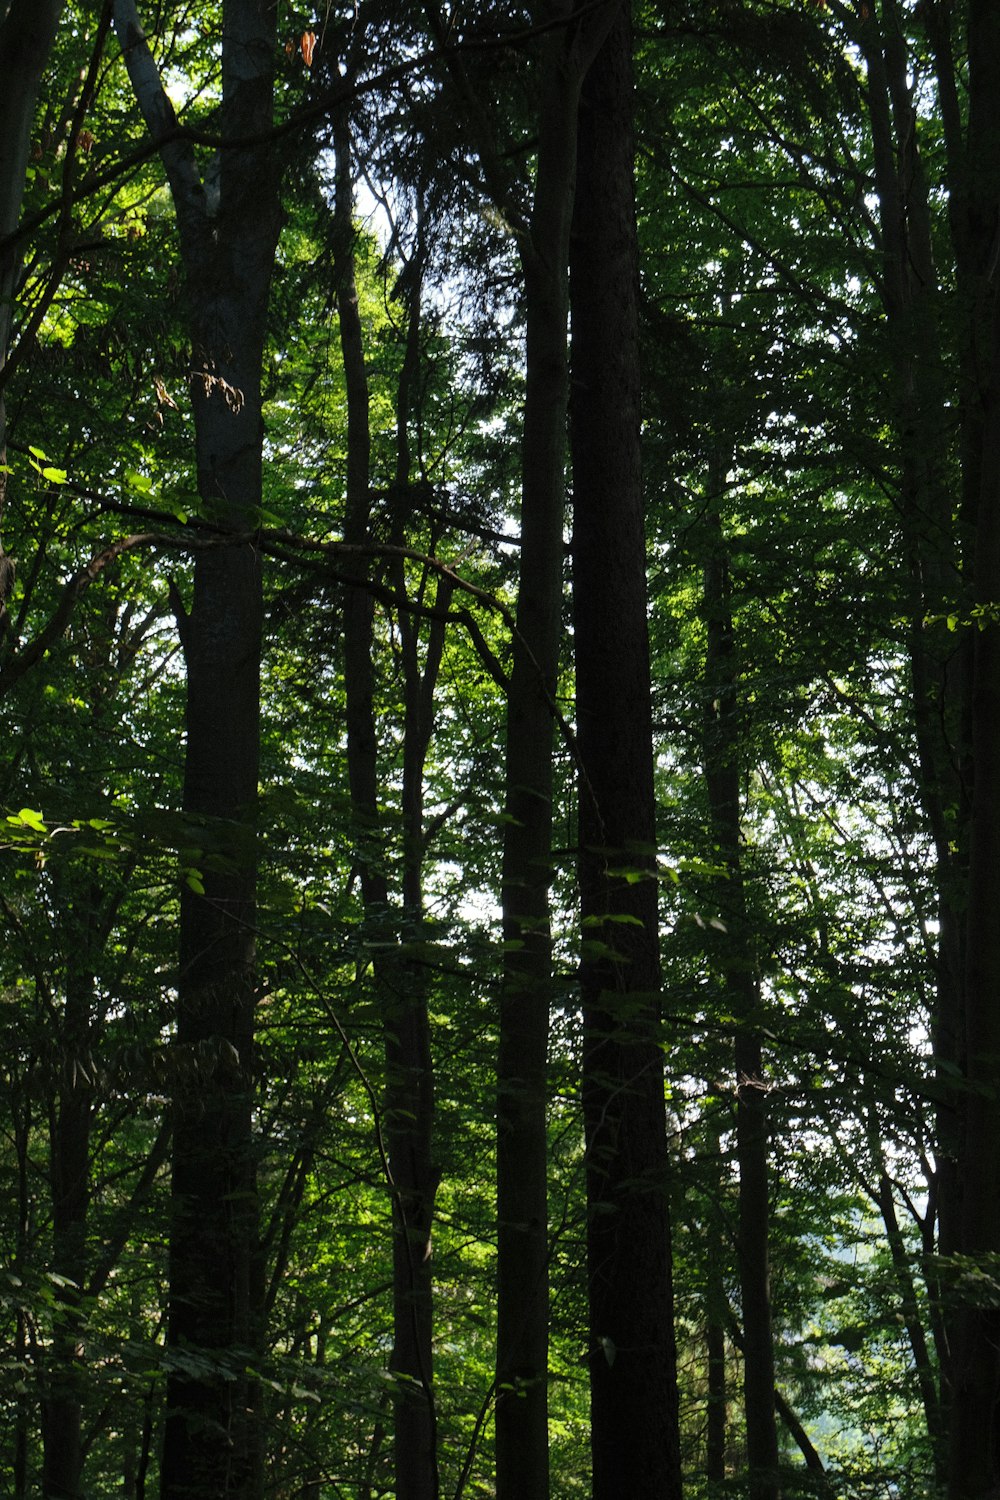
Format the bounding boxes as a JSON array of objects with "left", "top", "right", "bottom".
[
  {"left": 581, "top": 912, "right": 643, "bottom": 928},
  {"left": 9, "top": 807, "right": 47, "bottom": 833},
  {"left": 41, "top": 466, "right": 68, "bottom": 484}
]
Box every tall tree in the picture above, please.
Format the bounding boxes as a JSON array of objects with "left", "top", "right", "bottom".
[
  {"left": 112, "top": 0, "right": 281, "bottom": 1493},
  {"left": 701, "top": 496, "right": 780, "bottom": 1500},
  {"left": 466, "top": 5, "right": 629, "bottom": 1493},
  {"left": 334, "top": 99, "right": 440, "bottom": 1497},
  {"left": 0, "top": 0, "right": 64, "bottom": 600},
  {"left": 492, "top": 10, "right": 581, "bottom": 1489},
  {"left": 570, "top": 4, "right": 681, "bottom": 1495},
  {"left": 948, "top": 1, "right": 1000, "bottom": 1490},
  {"left": 424, "top": 2, "right": 625, "bottom": 1488}
]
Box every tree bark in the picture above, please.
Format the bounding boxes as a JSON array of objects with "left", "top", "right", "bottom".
[
  {"left": 701, "top": 498, "right": 780, "bottom": 1500},
  {"left": 113, "top": 2, "right": 280, "bottom": 1495},
  {"left": 570, "top": 6, "right": 681, "bottom": 1496},
  {"left": 858, "top": 12, "right": 968, "bottom": 1393},
  {"left": 41, "top": 959, "right": 93, "bottom": 1500},
  {"left": 706, "top": 1303, "right": 728, "bottom": 1487},
  {"left": 494, "top": 9, "right": 595, "bottom": 1496},
  {"left": 868, "top": 1145, "right": 945, "bottom": 1476},
  {"left": 949, "top": 6, "right": 1000, "bottom": 1489},
  {"left": 0, "top": 0, "right": 63, "bottom": 561},
  {"left": 334, "top": 112, "right": 439, "bottom": 1500},
  {"left": 0, "top": 0, "right": 64, "bottom": 419}
]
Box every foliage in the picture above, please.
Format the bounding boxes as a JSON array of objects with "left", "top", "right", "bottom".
[{"left": 0, "top": 0, "right": 984, "bottom": 1494}]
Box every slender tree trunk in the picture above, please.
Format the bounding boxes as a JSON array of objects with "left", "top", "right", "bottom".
[
  {"left": 570, "top": 7, "right": 681, "bottom": 1496},
  {"left": 113, "top": 3, "right": 280, "bottom": 1495},
  {"left": 389, "top": 225, "right": 446, "bottom": 1500},
  {"left": 701, "top": 501, "right": 780, "bottom": 1500},
  {"left": 0, "top": 0, "right": 63, "bottom": 597},
  {"left": 867, "top": 1134, "right": 945, "bottom": 1478},
  {"left": 0, "top": 0, "right": 64, "bottom": 441},
  {"left": 41, "top": 962, "right": 93, "bottom": 1500},
  {"left": 494, "top": 10, "right": 592, "bottom": 1495},
  {"left": 946, "top": 4, "right": 1000, "bottom": 1493},
  {"left": 856, "top": 2, "right": 967, "bottom": 1449},
  {"left": 703, "top": 1112, "right": 729, "bottom": 1491},
  {"left": 334, "top": 115, "right": 439, "bottom": 1500},
  {"left": 706, "top": 1306, "right": 728, "bottom": 1487},
  {"left": 13, "top": 1087, "right": 30, "bottom": 1500}
]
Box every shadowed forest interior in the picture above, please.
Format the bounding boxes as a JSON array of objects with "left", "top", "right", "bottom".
[{"left": 1, "top": 1, "right": 999, "bottom": 1497}]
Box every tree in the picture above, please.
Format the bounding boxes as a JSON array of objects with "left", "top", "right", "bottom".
[
  {"left": 11, "top": 0, "right": 1000, "bottom": 1494},
  {"left": 570, "top": 6, "right": 681, "bottom": 1497},
  {"left": 112, "top": 0, "right": 281, "bottom": 1492},
  {"left": 0, "top": 0, "right": 64, "bottom": 459}
]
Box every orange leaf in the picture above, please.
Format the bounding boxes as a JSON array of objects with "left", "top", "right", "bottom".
[{"left": 301, "top": 30, "right": 316, "bottom": 67}]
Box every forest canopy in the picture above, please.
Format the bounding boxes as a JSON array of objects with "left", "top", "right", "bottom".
[{"left": 0, "top": 1, "right": 997, "bottom": 1498}]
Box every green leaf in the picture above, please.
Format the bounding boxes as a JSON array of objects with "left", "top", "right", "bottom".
[
  {"left": 8, "top": 807, "right": 47, "bottom": 833},
  {"left": 581, "top": 912, "right": 643, "bottom": 928}
]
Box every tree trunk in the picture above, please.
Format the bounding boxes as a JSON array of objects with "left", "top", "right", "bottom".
[
  {"left": 701, "top": 503, "right": 780, "bottom": 1500},
  {"left": 867, "top": 1140, "right": 945, "bottom": 1476},
  {"left": 113, "top": 2, "right": 280, "bottom": 1495},
  {"left": 0, "top": 0, "right": 64, "bottom": 429},
  {"left": 570, "top": 6, "right": 681, "bottom": 1496},
  {"left": 334, "top": 114, "right": 439, "bottom": 1500},
  {"left": 494, "top": 10, "right": 590, "bottom": 1496},
  {"left": 944, "top": 3, "right": 1000, "bottom": 1493},
  {"left": 706, "top": 1305, "right": 727, "bottom": 1487},
  {"left": 0, "top": 0, "right": 63, "bottom": 569},
  {"left": 41, "top": 963, "right": 93, "bottom": 1500},
  {"left": 859, "top": 14, "right": 968, "bottom": 1407}
]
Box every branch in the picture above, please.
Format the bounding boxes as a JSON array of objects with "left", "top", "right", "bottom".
[
  {"left": 0, "top": 531, "right": 169, "bottom": 697},
  {"left": 110, "top": 0, "right": 207, "bottom": 255},
  {"left": 0, "top": 6, "right": 622, "bottom": 264},
  {"left": 774, "top": 1385, "right": 827, "bottom": 1477}
]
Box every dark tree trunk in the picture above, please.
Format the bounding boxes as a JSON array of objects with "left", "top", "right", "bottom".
[
  {"left": 334, "top": 115, "right": 438, "bottom": 1500},
  {"left": 703, "top": 1114, "right": 730, "bottom": 1492},
  {"left": 701, "top": 474, "right": 780, "bottom": 1500},
  {"left": 868, "top": 1142, "right": 945, "bottom": 1471},
  {"left": 570, "top": 7, "right": 681, "bottom": 1497},
  {"left": 0, "top": 0, "right": 63, "bottom": 623},
  {"left": 494, "top": 10, "right": 592, "bottom": 1496},
  {"left": 0, "top": 0, "right": 64, "bottom": 458},
  {"left": 13, "top": 1086, "right": 30, "bottom": 1500},
  {"left": 113, "top": 2, "right": 280, "bottom": 1495},
  {"left": 860, "top": 16, "right": 968, "bottom": 1412},
  {"left": 943, "top": 4, "right": 1000, "bottom": 1493},
  {"left": 41, "top": 964, "right": 93, "bottom": 1500},
  {"left": 706, "top": 1306, "right": 728, "bottom": 1487},
  {"left": 859, "top": 2, "right": 1000, "bottom": 1486}
]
